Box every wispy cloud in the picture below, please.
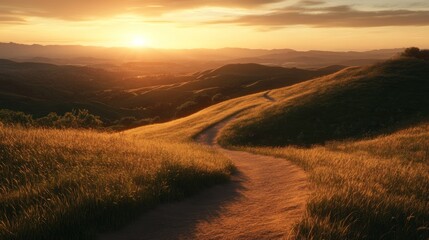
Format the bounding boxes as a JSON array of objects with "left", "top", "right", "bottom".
[
  {"left": 2, "top": 0, "right": 429, "bottom": 29},
  {"left": 209, "top": 2, "right": 429, "bottom": 28},
  {"left": 0, "top": 0, "right": 285, "bottom": 21},
  {"left": 0, "top": 9, "right": 26, "bottom": 24},
  {"left": 0, "top": 16, "right": 25, "bottom": 24}
]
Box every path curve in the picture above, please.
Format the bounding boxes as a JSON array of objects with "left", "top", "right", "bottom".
[
  {"left": 100, "top": 97, "right": 309, "bottom": 240},
  {"left": 263, "top": 91, "right": 277, "bottom": 102}
]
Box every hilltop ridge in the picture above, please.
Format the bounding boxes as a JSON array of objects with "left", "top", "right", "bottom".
[{"left": 219, "top": 56, "right": 429, "bottom": 146}]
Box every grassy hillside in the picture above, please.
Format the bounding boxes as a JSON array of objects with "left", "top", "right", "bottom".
[
  {"left": 0, "top": 126, "right": 233, "bottom": 239},
  {"left": 0, "top": 60, "right": 293, "bottom": 239},
  {"left": 2, "top": 54, "right": 427, "bottom": 239},
  {"left": 240, "top": 123, "right": 429, "bottom": 239},
  {"left": 220, "top": 57, "right": 429, "bottom": 146},
  {"left": 213, "top": 56, "right": 429, "bottom": 239},
  {"left": 0, "top": 83, "right": 278, "bottom": 239}
]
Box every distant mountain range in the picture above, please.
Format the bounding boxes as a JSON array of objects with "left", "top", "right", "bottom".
[{"left": 0, "top": 42, "right": 403, "bottom": 73}]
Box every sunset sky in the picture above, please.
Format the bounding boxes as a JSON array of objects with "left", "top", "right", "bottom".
[{"left": 1, "top": 0, "right": 429, "bottom": 50}]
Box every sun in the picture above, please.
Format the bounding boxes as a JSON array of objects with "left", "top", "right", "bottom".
[{"left": 131, "top": 36, "right": 147, "bottom": 47}]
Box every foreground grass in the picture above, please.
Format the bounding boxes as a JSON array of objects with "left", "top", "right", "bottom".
[
  {"left": 0, "top": 126, "right": 233, "bottom": 239},
  {"left": 0, "top": 83, "right": 270, "bottom": 239},
  {"left": 236, "top": 123, "right": 429, "bottom": 239}
]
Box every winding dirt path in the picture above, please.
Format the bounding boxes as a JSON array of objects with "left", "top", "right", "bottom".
[{"left": 100, "top": 94, "right": 309, "bottom": 240}]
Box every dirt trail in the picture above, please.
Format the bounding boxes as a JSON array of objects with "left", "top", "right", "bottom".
[
  {"left": 100, "top": 94, "right": 309, "bottom": 240},
  {"left": 263, "top": 91, "right": 277, "bottom": 102}
]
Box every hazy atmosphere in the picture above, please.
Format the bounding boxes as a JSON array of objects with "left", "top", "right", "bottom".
[
  {"left": 1, "top": 0, "right": 429, "bottom": 49},
  {"left": 1, "top": 1, "right": 428, "bottom": 240}
]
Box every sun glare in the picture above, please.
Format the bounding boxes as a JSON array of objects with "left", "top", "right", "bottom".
[{"left": 131, "top": 36, "right": 147, "bottom": 47}]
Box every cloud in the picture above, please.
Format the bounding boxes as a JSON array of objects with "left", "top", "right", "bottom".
[
  {"left": 0, "top": 9, "right": 26, "bottom": 24},
  {"left": 0, "top": 16, "right": 25, "bottom": 24},
  {"left": 297, "top": 0, "right": 325, "bottom": 6},
  {"left": 2, "top": 0, "right": 428, "bottom": 28},
  {"left": 210, "top": 3, "right": 429, "bottom": 27},
  {"left": 0, "top": 0, "right": 285, "bottom": 21}
]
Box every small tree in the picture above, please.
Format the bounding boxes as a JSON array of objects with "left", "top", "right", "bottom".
[
  {"left": 56, "top": 112, "right": 78, "bottom": 128},
  {"left": 0, "top": 109, "right": 34, "bottom": 127},
  {"left": 402, "top": 47, "right": 420, "bottom": 58},
  {"left": 401, "top": 47, "right": 429, "bottom": 60},
  {"left": 36, "top": 112, "right": 60, "bottom": 127},
  {"left": 75, "top": 109, "right": 103, "bottom": 128}
]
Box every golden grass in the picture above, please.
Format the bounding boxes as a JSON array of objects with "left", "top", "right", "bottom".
[
  {"left": 220, "top": 59, "right": 429, "bottom": 147},
  {"left": 329, "top": 123, "right": 429, "bottom": 163},
  {"left": 2, "top": 58, "right": 428, "bottom": 239},
  {"left": 0, "top": 81, "right": 272, "bottom": 239},
  {"left": 126, "top": 90, "right": 269, "bottom": 141},
  {"left": 0, "top": 126, "right": 233, "bottom": 239},
  {"left": 236, "top": 123, "right": 429, "bottom": 239},
  {"left": 128, "top": 64, "right": 366, "bottom": 144},
  {"left": 128, "top": 59, "right": 429, "bottom": 239}
]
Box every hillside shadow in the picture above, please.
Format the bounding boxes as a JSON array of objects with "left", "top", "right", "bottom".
[{"left": 224, "top": 58, "right": 429, "bottom": 148}]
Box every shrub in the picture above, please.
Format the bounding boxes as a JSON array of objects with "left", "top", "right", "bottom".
[
  {"left": 1, "top": 109, "right": 103, "bottom": 129},
  {"left": 36, "top": 112, "right": 61, "bottom": 127},
  {"left": 401, "top": 47, "right": 429, "bottom": 60},
  {"left": 74, "top": 109, "right": 103, "bottom": 128},
  {"left": 0, "top": 109, "right": 34, "bottom": 127}
]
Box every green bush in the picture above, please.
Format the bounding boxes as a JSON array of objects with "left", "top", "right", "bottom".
[
  {"left": 36, "top": 112, "right": 61, "bottom": 127},
  {"left": 0, "top": 109, "right": 34, "bottom": 127},
  {"left": 0, "top": 109, "right": 103, "bottom": 129}
]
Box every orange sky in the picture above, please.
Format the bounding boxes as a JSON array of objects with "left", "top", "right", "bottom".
[{"left": 1, "top": 0, "right": 429, "bottom": 50}]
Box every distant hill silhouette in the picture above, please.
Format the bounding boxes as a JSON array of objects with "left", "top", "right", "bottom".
[
  {"left": 0, "top": 60, "right": 344, "bottom": 126},
  {"left": 0, "top": 42, "right": 402, "bottom": 71},
  {"left": 227, "top": 48, "right": 403, "bottom": 68}
]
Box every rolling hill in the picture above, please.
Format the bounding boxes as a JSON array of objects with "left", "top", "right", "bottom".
[
  {"left": 1, "top": 51, "right": 428, "bottom": 239},
  {"left": 219, "top": 57, "right": 429, "bottom": 146},
  {"left": 0, "top": 59, "right": 343, "bottom": 125},
  {"left": 129, "top": 54, "right": 429, "bottom": 239},
  {"left": 205, "top": 55, "right": 428, "bottom": 239},
  {"left": 228, "top": 48, "right": 403, "bottom": 68}
]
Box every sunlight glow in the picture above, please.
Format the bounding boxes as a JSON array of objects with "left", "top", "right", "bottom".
[{"left": 131, "top": 36, "right": 147, "bottom": 47}]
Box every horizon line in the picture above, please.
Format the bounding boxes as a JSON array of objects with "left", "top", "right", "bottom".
[{"left": 0, "top": 41, "right": 411, "bottom": 52}]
